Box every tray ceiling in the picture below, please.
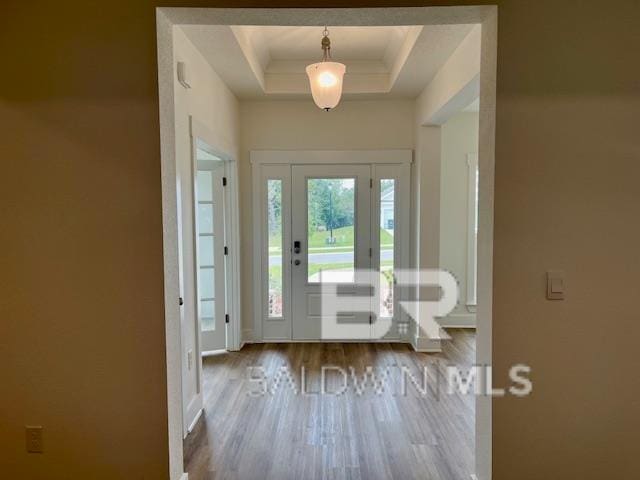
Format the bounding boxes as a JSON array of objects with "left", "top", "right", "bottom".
[{"left": 180, "top": 24, "right": 475, "bottom": 99}]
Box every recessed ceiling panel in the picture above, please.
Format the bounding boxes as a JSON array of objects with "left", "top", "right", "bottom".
[
  {"left": 180, "top": 23, "right": 476, "bottom": 99},
  {"left": 252, "top": 26, "right": 411, "bottom": 62}
]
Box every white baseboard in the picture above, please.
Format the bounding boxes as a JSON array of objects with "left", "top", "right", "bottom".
[
  {"left": 186, "top": 408, "right": 203, "bottom": 434},
  {"left": 439, "top": 313, "right": 476, "bottom": 328},
  {"left": 259, "top": 338, "right": 407, "bottom": 343},
  {"left": 411, "top": 335, "right": 442, "bottom": 352},
  {"left": 241, "top": 328, "right": 448, "bottom": 352},
  {"left": 202, "top": 349, "right": 226, "bottom": 357}
]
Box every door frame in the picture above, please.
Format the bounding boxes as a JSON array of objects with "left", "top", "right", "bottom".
[
  {"left": 251, "top": 150, "right": 412, "bottom": 343},
  {"left": 189, "top": 117, "right": 242, "bottom": 353},
  {"left": 158, "top": 7, "right": 497, "bottom": 480}
]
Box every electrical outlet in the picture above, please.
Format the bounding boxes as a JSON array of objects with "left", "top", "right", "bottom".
[{"left": 26, "top": 426, "right": 43, "bottom": 453}]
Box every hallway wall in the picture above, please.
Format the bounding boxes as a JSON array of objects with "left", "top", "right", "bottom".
[{"left": 239, "top": 99, "right": 415, "bottom": 335}]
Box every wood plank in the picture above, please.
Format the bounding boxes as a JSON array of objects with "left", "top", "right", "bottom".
[{"left": 185, "top": 330, "right": 475, "bottom": 480}]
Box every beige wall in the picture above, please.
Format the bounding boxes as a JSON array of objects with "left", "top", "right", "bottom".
[
  {"left": 172, "top": 26, "right": 239, "bottom": 422},
  {"left": 440, "top": 112, "right": 479, "bottom": 321},
  {"left": 0, "top": 3, "right": 170, "bottom": 479},
  {"left": 1, "top": 1, "right": 639, "bottom": 479},
  {"left": 239, "top": 99, "right": 414, "bottom": 332},
  {"left": 492, "top": 1, "right": 640, "bottom": 477}
]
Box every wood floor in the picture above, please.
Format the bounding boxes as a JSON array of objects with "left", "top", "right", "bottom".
[{"left": 185, "top": 329, "right": 475, "bottom": 480}]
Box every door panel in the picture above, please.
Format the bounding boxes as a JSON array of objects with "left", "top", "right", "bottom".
[
  {"left": 291, "top": 165, "right": 372, "bottom": 340},
  {"left": 196, "top": 161, "right": 226, "bottom": 352}
]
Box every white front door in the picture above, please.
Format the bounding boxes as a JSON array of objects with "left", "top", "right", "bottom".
[
  {"left": 291, "top": 165, "right": 372, "bottom": 340},
  {"left": 254, "top": 152, "right": 411, "bottom": 343}
]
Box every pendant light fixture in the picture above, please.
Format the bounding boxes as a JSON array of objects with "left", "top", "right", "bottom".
[{"left": 305, "top": 27, "right": 346, "bottom": 111}]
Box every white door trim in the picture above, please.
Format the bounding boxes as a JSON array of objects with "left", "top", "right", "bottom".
[
  {"left": 250, "top": 149, "right": 413, "bottom": 165},
  {"left": 224, "top": 158, "right": 242, "bottom": 352},
  {"left": 466, "top": 152, "right": 479, "bottom": 307}
]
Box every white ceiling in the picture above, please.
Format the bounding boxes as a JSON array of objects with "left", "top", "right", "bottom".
[
  {"left": 248, "top": 26, "right": 412, "bottom": 62},
  {"left": 180, "top": 24, "right": 475, "bottom": 99}
]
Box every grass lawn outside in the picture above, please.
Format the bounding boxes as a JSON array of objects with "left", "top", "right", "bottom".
[
  {"left": 269, "top": 225, "right": 394, "bottom": 253},
  {"left": 268, "top": 260, "right": 393, "bottom": 287}
]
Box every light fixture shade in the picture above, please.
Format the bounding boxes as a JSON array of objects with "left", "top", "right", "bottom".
[{"left": 305, "top": 61, "right": 346, "bottom": 110}]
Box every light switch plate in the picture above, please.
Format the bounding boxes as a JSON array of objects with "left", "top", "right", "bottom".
[{"left": 547, "top": 271, "right": 565, "bottom": 300}]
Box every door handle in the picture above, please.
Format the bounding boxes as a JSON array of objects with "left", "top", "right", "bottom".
[
  {"left": 179, "top": 297, "right": 184, "bottom": 306},
  {"left": 293, "top": 240, "right": 301, "bottom": 254},
  {"left": 294, "top": 259, "right": 301, "bottom": 266}
]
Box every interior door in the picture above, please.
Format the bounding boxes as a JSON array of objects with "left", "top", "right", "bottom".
[
  {"left": 291, "top": 165, "right": 372, "bottom": 340},
  {"left": 195, "top": 158, "right": 227, "bottom": 353}
]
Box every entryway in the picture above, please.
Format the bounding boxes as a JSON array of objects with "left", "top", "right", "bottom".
[
  {"left": 157, "top": 7, "right": 497, "bottom": 480},
  {"left": 252, "top": 151, "right": 411, "bottom": 342}
]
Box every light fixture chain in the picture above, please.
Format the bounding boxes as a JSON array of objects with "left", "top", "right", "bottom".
[{"left": 321, "top": 26, "right": 331, "bottom": 61}]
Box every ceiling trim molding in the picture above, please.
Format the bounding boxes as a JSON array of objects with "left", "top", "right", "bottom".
[{"left": 181, "top": 23, "right": 474, "bottom": 99}]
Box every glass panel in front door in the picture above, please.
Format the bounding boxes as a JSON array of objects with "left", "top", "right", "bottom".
[
  {"left": 267, "top": 179, "right": 283, "bottom": 318},
  {"left": 306, "top": 178, "right": 355, "bottom": 283},
  {"left": 379, "top": 178, "right": 395, "bottom": 318}
]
